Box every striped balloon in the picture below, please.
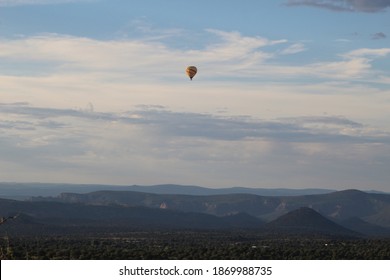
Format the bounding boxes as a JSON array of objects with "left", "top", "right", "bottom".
[{"left": 186, "top": 66, "right": 197, "bottom": 80}]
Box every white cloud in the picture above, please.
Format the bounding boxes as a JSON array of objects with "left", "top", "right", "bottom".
[
  {"left": 309, "top": 57, "right": 372, "bottom": 79},
  {"left": 280, "top": 43, "right": 307, "bottom": 55},
  {"left": 274, "top": 47, "right": 390, "bottom": 80},
  {"left": 0, "top": 35, "right": 173, "bottom": 74},
  {"left": 344, "top": 48, "right": 390, "bottom": 58}
]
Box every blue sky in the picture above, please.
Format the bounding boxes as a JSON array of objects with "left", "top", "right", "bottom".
[{"left": 0, "top": 0, "right": 390, "bottom": 191}]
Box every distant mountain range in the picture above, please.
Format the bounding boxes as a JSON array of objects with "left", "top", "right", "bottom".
[
  {"left": 0, "top": 182, "right": 341, "bottom": 200},
  {"left": 0, "top": 186, "right": 389, "bottom": 238},
  {"left": 33, "top": 189, "right": 390, "bottom": 226}
]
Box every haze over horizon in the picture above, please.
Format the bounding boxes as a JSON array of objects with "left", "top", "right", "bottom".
[{"left": 1, "top": 0, "right": 390, "bottom": 192}]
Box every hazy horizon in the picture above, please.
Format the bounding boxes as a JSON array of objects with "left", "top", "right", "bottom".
[
  {"left": 0, "top": 181, "right": 388, "bottom": 195},
  {"left": 1, "top": 1, "right": 390, "bottom": 192}
]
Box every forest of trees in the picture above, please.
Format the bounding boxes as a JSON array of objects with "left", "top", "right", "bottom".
[{"left": 1, "top": 231, "right": 389, "bottom": 260}]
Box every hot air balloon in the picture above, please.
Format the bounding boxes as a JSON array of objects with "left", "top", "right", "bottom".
[{"left": 186, "top": 66, "right": 197, "bottom": 80}]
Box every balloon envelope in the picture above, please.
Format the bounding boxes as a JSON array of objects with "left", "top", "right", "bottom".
[{"left": 186, "top": 66, "right": 197, "bottom": 80}]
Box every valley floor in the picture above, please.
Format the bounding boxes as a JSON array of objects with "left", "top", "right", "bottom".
[{"left": 1, "top": 230, "right": 389, "bottom": 260}]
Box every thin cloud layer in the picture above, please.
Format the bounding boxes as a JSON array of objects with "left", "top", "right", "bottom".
[
  {"left": 1, "top": 103, "right": 388, "bottom": 144},
  {"left": 1, "top": 103, "right": 389, "bottom": 187},
  {"left": 285, "top": 0, "right": 390, "bottom": 12}
]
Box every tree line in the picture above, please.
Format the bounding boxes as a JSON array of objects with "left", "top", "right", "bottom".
[{"left": 1, "top": 231, "right": 389, "bottom": 260}]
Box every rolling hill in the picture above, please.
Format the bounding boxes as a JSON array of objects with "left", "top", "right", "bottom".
[{"left": 265, "top": 207, "right": 360, "bottom": 237}]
